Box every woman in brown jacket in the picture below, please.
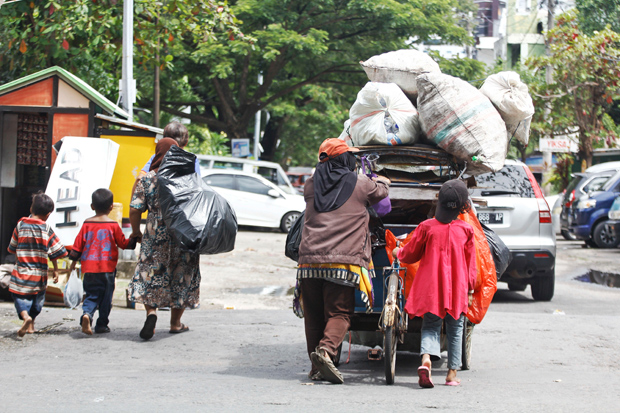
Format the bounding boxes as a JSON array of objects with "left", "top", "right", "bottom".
[{"left": 295, "top": 138, "right": 390, "bottom": 384}]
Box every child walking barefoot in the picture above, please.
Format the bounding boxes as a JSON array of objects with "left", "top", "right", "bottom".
[
  {"left": 7, "top": 193, "right": 67, "bottom": 337},
  {"left": 69, "top": 189, "right": 136, "bottom": 335},
  {"left": 392, "top": 179, "right": 476, "bottom": 388}
]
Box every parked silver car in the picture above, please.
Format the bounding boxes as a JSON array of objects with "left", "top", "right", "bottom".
[{"left": 470, "top": 160, "right": 556, "bottom": 301}]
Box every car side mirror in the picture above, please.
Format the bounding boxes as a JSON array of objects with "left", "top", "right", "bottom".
[{"left": 267, "top": 189, "right": 280, "bottom": 198}]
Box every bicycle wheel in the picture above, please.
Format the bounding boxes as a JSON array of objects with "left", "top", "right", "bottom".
[{"left": 384, "top": 325, "right": 397, "bottom": 384}]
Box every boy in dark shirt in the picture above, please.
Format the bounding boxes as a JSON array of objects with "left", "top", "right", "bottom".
[{"left": 69, "top": 189, "right": 136, "bottom": 335}]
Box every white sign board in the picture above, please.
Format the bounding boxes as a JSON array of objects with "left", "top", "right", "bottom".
[
  {"left": 45, "top": 137, "right": 120, "bottom": 246},
  {"left": 539, "top": 138, "right": 578, "bottom": 153},
  {"left": 231, "top": 138, "right": 250, "bottom": 157}
]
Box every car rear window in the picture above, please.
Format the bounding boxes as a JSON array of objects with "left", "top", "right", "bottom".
[
  {"left": 470, "top": 165, "right": 535, "bottom": 198},
  {"left": 582, "top": 176, "right": 611, "bottom": 193}
]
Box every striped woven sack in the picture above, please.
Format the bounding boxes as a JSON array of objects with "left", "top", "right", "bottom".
[{"left": 417, "top": 72, "right": 507, "bottom": 174}]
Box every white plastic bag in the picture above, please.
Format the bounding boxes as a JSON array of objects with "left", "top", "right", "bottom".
[
  {"left": 64, "top": 270, "right": 84, "bottom": 309},
  {"left": 349, "top": 82, "right": 420, "bottom": 147},
  {"left": 360, "top": 49, "right": 441, "bottom": 98},
  {"left": 479, "top": 71, "right": 535, "bottom": 145}
]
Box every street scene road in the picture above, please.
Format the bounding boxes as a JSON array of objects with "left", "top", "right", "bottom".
[{"left": 1, "top": 229, "right": 619, "bottom": 412}]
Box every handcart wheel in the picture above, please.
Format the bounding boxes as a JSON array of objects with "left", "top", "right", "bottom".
[
  {"left": 333, "top": 342, "right": 343, "bottom": 367},
  {"left": 461, "top": 320, "right": 474, "bottom": 370},
  {"left": 384, "top": 325, "right": 397, "bottom": 384}
]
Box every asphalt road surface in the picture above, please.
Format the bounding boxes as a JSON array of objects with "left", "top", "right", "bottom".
[{"left": 1, "top": 230, "right": 619, "bottom": 412}]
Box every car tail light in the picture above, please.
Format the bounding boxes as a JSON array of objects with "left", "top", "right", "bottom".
[
  {"left": 565, "top": 190, "right": 576, "bottom": 208},
  {"left": 523, "top": 165, "right": 552, "bottom": 224}
]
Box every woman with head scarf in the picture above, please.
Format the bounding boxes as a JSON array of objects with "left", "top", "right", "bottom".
[
  {"left": 128, "top": 138, "right": 201, "bottom": 340},
  {"left": 295, "top": 138, "right": 391, "bottom": 384}
]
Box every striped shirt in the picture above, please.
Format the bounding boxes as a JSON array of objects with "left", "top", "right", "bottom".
[{"left": 7, "top": 217, "right": 68, "bottom": 295}]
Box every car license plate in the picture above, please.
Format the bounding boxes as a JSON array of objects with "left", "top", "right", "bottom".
[{"left": 477, "top": 212, "right": 503, "bottom": 225}]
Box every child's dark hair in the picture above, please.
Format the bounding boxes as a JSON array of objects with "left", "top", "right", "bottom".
[
  {"left": 92, "top": 188, "right": 114, "bottom": 214},
  {"left": 31, "top": 192, "right": 54, "bottom": 216},
  {"left": 163, "top": 121, "right": 189, "bottom": 147}
]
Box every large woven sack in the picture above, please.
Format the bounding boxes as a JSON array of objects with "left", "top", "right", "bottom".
[
  {"left": 360, "top": 49, "right": 441, "bottom": 98},
  {"left": 480, "top": 71, "right": 534, "bottom": 145},
  {"left": 417, "top": 73, "right": 507, "bottom": 173},
  {"left": 348, "top": 82, "right": 420, "bottom": 147}
]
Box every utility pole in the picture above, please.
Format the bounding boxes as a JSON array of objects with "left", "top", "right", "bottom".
[
  {"left": 153, "top": 12, "right": 160, "bottom": 128},
  {"left": 253, "top": 73, "right": 264, "bottom": 160},
  {"left": 120, "top": 0, "right": 135, "bottom": 120},
  {"left": 542, "top": 0, "right": 555, "bottom": 193}
]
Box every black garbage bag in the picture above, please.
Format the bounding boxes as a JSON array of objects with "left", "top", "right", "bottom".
[
  {"left": 285, "top": 211, "right": 305, "bottom": 262},
  {"left": 480, "top": 222, "right": 511, "bottom": 280},
  {"left": 157, "top": 146, "right": 237, "bottom": 254}
]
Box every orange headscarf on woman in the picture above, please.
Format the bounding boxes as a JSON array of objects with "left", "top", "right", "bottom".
[{"left": 149, "top": 138, "right": 178, "bottom": 172}]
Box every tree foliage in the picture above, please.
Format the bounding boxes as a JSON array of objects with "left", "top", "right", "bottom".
[
  {"left": 0, "top": 0, "right": 123, "bottom": 95},
  {"left": 148, "top": 0, "right": 474, "bottom": 164},
  {"left": 526, "top": 10, "right": 620, "bottom": 167},
  {"left": 0, "top": 1, "right": 242, "bottom": 99},
  {"left": 575, "top": 0, "right": 620, "bottom": 35}
]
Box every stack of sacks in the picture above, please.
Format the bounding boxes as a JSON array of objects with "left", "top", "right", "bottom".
[
  {"left": 359, "top": 49, "right": 441, "bottom": 99},
  {"left": 343, "top": 82, "right": 420, "bottom": 147},
  {"left": 479, "top": 71, "right": 535, "bottom": 146},
  {"left": 340, "top": 49, "right": 439, "bottom": 147},
  {"left": 416, "top": 72, "right": 507, "bottom": 173}
]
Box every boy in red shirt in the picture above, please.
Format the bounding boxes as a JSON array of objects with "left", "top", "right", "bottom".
[
  {"left": 8, "top": 193, "right": 68, "bottom": 337},
  {"left": 69, "top": 189, "right": 136, "bottom": 335}
]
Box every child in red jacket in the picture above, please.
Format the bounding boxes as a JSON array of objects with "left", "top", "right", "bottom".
[
  {"left": 69, "top": 189, "right": 136, "bottom": 335},
  {"left": 392, "top": 179, "right": 477, "bottom": 388}
]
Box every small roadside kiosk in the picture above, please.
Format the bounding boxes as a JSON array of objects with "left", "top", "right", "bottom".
[{"left": 0, "top": 66, "right": 161, "bottom": 263}]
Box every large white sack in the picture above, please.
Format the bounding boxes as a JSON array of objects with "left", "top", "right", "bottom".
[
  {"left": 349, "top": 82, "right": 420, "bottom": 147},
  {"left": 338, "top": 119, "right": 352, "bottom": 144},
  {"left": 360, "top": 49, "right": 441, "bottom": 98},
  {"left": 480, "top": 71, "right": 535, "bottom": 145},
  {"left": 417, "top": 73, "right": 507, "bottom": 173}
]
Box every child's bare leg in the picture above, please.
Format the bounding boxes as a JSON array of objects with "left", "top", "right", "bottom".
[
  {"left": 446, "top": 369, "right": 460, "bottom": 384},
  {"left": 81, "top": 315, "right": 93, "bottom": 335},
  {"left": 27, "top": 318, "right": 35, "bottom": 334},
  {"left": 18, "top": 311, "right": 33, "bottom": 337},
  {"left": 421, "top": 354, "right": 432, "bottom": 370}
]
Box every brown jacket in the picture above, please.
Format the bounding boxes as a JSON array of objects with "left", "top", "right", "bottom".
[{"left": 298, "top": 174, "right": 389, "bottom": 268}]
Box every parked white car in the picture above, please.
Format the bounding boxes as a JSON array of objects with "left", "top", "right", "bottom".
[{"left": 202, "top": 170, "right": 305, "bottom": 233}]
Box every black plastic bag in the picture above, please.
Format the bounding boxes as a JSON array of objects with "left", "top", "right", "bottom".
[
  {"left": 158, "top": 146, "right": 237, "bottom": 254},
  {"left": 480, "top": 222, "right": 511, "bottom": 280},
  {"left": 285, "top": 211, "right": 305, "bottom": 262}
]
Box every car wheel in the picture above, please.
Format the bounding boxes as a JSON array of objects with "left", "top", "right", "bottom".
[
  {"left": 561, "top": 229, "right": 577, "bottom": 241},
  {"left": 280, "top": 212, "right": 301, "bottom": 233},
  {"left": 531, "top": 271, "right": 555, "bottom": 301},
  {"left": 592, "top": 221, "right": 620, "bottom": 248},
  {"left": 508, "top": 282, "right": 527, "bottom": 292}
]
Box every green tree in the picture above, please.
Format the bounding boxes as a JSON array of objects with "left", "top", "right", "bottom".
[
  {"left": 149, "top": 0, "right": 474, "bottom": 163},
  {"left": 576, "top": 0, "right": 620, "bottom": 34},
  {"left": 0, "top": 1, "right": 242, "bottom": 100},
  {"left": 0, "top": 0, "right": 122, "bottom": 95},
  {"left": 526, "top": 10, "right": 620, "bottom": 168}
]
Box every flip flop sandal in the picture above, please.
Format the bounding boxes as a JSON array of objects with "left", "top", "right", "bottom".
[
  {"left": 310, "top": 348, "right": 343, "bottom": 384},
  {"left": 445, "top": 380, "right": 461, "bottom": 386},
  {"left": 418, "top": 366, "right": 434, "bottom": 388},
  {"left": 169, "top": 324, "right": 190, "bottom": 334},
  {"left": 140, "top": 314, "right": 157, "bottom": 340},
  {"left": 308, "top": 370, "right": 325, "bottom": 381}
]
